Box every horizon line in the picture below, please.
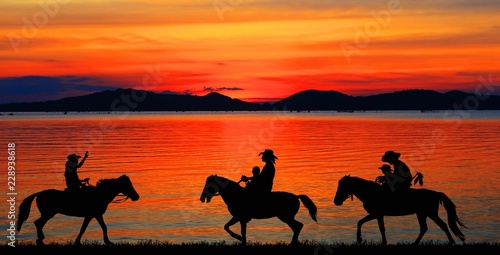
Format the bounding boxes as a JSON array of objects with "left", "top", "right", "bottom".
[{"left": 0, "top": 87, "right": 493, "bottom": 105}]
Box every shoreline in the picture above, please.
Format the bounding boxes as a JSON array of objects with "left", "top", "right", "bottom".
[{"left": 2, "top": 240, "right": 499, "bottom": 255}]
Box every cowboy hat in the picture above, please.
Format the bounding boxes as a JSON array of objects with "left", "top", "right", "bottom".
[
  {"left": 67, "top": 153, "right": 81, "bottom": 161},
  {"left": 382, "top": 150, "right": 401, "bottom": 162},
  {"left": 259, "top": 149, "right": 278, "bottom": 160}
]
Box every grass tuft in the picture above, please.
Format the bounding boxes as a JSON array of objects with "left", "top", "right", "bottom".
[{"left": 3, "top": 240, "right": 498, "bottom": 255}]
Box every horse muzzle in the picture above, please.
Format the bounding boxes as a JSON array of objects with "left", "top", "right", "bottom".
[
  {"left": 200, "top": 194, "right": 211, "bottom": 203},
  {"left": 333, "top": 197, "right": 344, "bottom": 206}
]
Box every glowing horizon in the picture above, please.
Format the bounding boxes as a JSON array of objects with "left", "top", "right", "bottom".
[{"left": 1, "top": 0, "right": 499, "bottom": 103}]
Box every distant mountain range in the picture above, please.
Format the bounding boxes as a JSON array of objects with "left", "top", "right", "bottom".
[{"left": 1, "top": 88, "right": 499, "bottom": 112}]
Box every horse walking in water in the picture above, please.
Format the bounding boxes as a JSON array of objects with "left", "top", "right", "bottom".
[
  {"left": 200, "top": 175, "right": 318, "bottom": 245},
  {"left": 333, "top": 175, "right": 466, "bottom": 245},
  {"left": 17, "top": 174, "right": 140, "bottom": 245}
]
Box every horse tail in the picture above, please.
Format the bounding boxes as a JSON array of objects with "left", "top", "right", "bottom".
[
  {"left": 298, "top": 195, "right": 318, "bottom": 222},
  {"left": 438, "top": 192, "right": 467, "bottom": 242},
  {"left": 17, "top": 192, "right": 39, "bottom": 233}
]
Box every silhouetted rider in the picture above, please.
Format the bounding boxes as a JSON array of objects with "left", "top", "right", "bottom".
[
  {"left": 65, "top": 151, "right": 90, "bottom": 191},
  {"left": 240, "top": 166, "right": 260, "bottom": 190},
  {"left": 377, "top": 150, "right": 412, "bottom": 193},
  {"left": 249, "top": 149, "right": 278, "bottom": 195}
]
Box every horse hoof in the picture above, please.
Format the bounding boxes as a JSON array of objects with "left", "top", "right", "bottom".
[
  {"left": 36, "top": 240, "right": 45, "bottom": 246},
  {"left": 105, "top": 241, "right": 114, "bottom": 246}
]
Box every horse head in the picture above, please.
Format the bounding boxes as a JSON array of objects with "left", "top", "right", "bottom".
[
  {"left": 115, "top": 175, "right": 140, "bottom": 201},
  {"left": 333, "top": 175, "right": 354, "bottom": 206},
  {"left": 200, "top": 175, "right": 233, "bottom": 203}
]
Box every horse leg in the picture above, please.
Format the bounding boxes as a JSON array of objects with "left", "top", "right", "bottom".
[
  {"left": 224, "top": 216, "right": 244, "bottom": 243},
  {"left": 75, "top": 217, "right": 93, "bottom": 245},
  {"left": 239, "top": 220, "right": 247, "bottom": 246},
  {"left": 412, "top": 213, "right": 428, "bottom": 245},
  {"left": 429, "top": 214, "right": 455, "bottom": 245},
  {"left": 278, "top": 215, "right": 304, "bottom": 245},
  {"left": 95, "top": 215, "right": 113, "bottom": 245},
  {"left": 34, "top": 213, "right": 55, "bottom": 246},
  {"left": 357, "top": 214, "right": 377, "bottom": 243},
  {"left": 376, "top": 216, "right": 387, "bottom": 245}
]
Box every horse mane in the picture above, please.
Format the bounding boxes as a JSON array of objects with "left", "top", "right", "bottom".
[
  {"left": 209, "top": 175, "right": 241, "bottom": 188},
  {"left": 96, "top": 178, "right": 116, "bottom": 187},
  {"left": 210, "top": 174, "right": 230, "bottom": 183},
  {"left": 96, "top": 175, "right": 127, "bottom": 187},
  {"left": 342, "top": 175, "right": 381, "bottom": 190}
]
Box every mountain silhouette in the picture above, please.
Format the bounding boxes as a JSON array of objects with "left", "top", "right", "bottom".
[
  {"left": 0, "top": 88, "right": 499, "bottom": 112},
  {"left": 0, "top": 89, "right": 264, "bottom": 112},
  {"left": 276, "top": 89, "right": 500, "bottom": 111},
  {"left": 272, "top": 90, "right": 355, "bottom": 111},
  {"left": 356, "top": 89, "right": 455, "bottom": 110}
]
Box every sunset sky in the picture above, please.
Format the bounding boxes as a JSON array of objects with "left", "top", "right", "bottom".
[{"left": 1, "top": 0, "right": 499, "bottom": 103}]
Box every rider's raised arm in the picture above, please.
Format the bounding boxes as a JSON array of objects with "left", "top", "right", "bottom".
[{"left": 78, "top": 151, "right": 89, "bottom": 168}]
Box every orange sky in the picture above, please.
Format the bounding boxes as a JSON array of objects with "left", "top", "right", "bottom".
[{"left": 1, "top": 0, "right": 499, "bottom": 103}]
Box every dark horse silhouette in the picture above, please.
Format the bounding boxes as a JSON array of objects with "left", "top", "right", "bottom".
[
  {"left": 333, "top": 175, "right": 466, "bottom": 245},
  {"left": 199, "top": 175, "right": 318, "bottom": 245},
  {"left": 17, "top": 174, "right": 140, "bottom": 245}
]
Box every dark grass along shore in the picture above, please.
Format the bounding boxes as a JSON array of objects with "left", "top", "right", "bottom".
[{"left": 2, "top": 240, "right": 499, "bottom": 255}]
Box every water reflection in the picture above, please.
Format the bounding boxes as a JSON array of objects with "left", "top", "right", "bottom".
[{"left": 1, "top": 111, "right": 498, "bottom": 244}]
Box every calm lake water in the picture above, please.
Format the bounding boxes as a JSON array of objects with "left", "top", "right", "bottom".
[{"left": 1, "top": 111, "right": 499, "bottom": 245}]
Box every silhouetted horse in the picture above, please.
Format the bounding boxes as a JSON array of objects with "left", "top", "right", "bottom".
[
  {"left": 17, "top": 175, "right": 140, "bottom": 245},
  {"left": 200, "top": 175, "right": 317, "bottom": 245},
  {"left": 333, "top": 175, "right": 466, "bottom": 245}
]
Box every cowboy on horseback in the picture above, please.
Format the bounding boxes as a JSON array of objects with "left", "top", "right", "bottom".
[
  {"left": 65, "top": 151, "right": 90, "bottom": 191},
  {"left": 376, "top": 150, "right": 412, "bottom": 193},
  {"left": 241, "top": 149, "right": 278, "bottom": 196}
]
